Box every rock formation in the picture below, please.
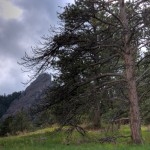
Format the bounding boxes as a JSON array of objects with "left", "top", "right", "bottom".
[{"left": 2, "top": 73, "right": 52, "bottom": 119}]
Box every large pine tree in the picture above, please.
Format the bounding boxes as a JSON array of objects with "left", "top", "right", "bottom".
[{"left": 21, "top": 0, "right": 150, "bottom": 144}]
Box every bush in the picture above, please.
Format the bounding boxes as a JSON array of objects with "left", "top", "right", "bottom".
[
  {"left": 0, "top": 111, "right": 33, "bottom": 136},
  {"left": 33, "top": 109, "right": 55, "bottom": 127},
  {"left": 0, "top": 116, "right": 14, "bottom": 136},
  {"left": 11, "top": 111, "right": 33, "bottom": 134}
]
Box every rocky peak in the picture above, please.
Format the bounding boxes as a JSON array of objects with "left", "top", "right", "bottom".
[{"left": 2, "top": 73, "right": 52, "bottom": 119}]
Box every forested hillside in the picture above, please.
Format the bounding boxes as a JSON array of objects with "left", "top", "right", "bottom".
[
  {"left": 0, "top": 92, "right": 21, "bottom": 118},
  {"left": 0, "top": 74, "right": 53, "bottom": 136}
]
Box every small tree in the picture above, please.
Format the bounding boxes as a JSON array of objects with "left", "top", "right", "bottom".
[
  {"left": 11, "top": 110, "right": 33, "bottom": 134},
  {"left": 0, "top": 116, "right": 14, "bottom": 136}
]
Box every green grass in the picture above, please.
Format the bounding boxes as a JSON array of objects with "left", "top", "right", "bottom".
[{"left": 0, "top": 126, "right": 150, "bottom": 150}]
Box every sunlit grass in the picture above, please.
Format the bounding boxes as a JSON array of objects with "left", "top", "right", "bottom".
[{"left": 0, "top": 125, "right": 150, "bottom": 150}]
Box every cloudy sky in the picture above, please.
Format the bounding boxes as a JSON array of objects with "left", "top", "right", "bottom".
[{"left": 0, "top": 0, "right": 74, "bottom": 95}]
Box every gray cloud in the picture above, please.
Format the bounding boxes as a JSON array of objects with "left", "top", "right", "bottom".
[
  {"left": 0, "top": 0, "right": 74, "bottom": 95},
  {"left": 0, "top": 19, "right": 25, "bottom": 57},
  {"left": 0, "top": 56, "right": 28, "bottom": 94}
]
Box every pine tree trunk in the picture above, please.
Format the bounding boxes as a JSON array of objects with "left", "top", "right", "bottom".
[
  {"left": 119, "top": 0, "right": 143, "bottom": 144},
  {"left": 93, "top": 101, "right": 101, "bottom": 128},
  {"left": 124, "top": 53, "right": 143, "bottom": 144}
]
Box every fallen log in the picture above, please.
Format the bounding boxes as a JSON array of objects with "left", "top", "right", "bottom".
[{"left": 98, "top": 135, "right": 131, "bottom": 143}]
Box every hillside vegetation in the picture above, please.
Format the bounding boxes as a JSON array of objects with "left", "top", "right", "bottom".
[{"left": 0, "top": 92, "right": 21, "bottom": 118}]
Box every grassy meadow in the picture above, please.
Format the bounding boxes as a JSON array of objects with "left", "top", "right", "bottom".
[{"left": 0, "top": 126, "right": 150, "bottom": 150}]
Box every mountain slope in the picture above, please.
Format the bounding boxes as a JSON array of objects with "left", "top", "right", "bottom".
[{"left": 2, "top": 73, "right": 52, "bottom": 119}]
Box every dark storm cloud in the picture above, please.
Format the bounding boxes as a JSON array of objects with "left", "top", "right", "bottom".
[
  {"left": 15, "top": 0, "right": 74, "bottom": 31},
  {"left": 0, "top": 0, "right": 74, "bottom": 95},
  {"left": 0, "top": 0, "right": 73, "bottom": 57}
]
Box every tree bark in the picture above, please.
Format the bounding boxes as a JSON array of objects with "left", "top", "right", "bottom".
[
  {"left": 124, "top": 52, "right": 143, "bottom": 144},
  {"left": 119, "top": 0, "right": 143, "bottom": 144}
]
